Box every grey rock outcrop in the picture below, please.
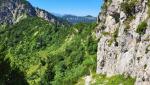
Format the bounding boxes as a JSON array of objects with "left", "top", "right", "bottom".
[
  {"left": 96, "top": 0, "right": 150, "bottom": 85},
  {"left": 0, "top": 0, "right": 64, "bottom": 24},
  {"left": 35, "top": 8, "right": 64, "bottom": 24}
]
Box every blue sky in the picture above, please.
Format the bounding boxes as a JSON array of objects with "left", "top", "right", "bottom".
[{"left": 27, "top": 0, "right": 103, "bottom": 17}]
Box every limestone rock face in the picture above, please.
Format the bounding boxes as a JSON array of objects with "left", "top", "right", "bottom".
[
  {"left": 35, "top": 8, "right": 63, "bottom": 24},
  {"left": 0, "top": 0, "right": 64, "bottom": 24},
  {"left": 96, "top": 0, "right": 150, "bottom": 84}
]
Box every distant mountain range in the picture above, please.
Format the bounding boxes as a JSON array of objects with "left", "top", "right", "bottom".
[
  {"left": 0, "top": 0, "right": 96, "bottom": 25},
  {"left": 53, "top": 13, "right": 97, "bottom": 24}
]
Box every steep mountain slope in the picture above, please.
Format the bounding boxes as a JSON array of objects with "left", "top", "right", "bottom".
[
  {"left": 96, "top": 0, "right": 150, "bottom": 84},
  {"left": 0, "top": 0, "right": 141, "bottom": 85},
  {"left": 0, "top": 0, "right": 65, "bottom": 24},
  {"left": 0, "top": 0, "right": 99, "bottom": 85},
  {"left": 0, "top": 16, "right": 97, "bottom": 84}
]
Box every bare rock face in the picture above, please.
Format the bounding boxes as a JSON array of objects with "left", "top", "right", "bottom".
[
  {"left": 96, "top": 0, "right": 150, "bottom": 84},
  {"left": 0, "top": 0, "right": 64, "bottom": 24},
  {"left": 35, "top": 8, "right": 63, "bottom": 25}
]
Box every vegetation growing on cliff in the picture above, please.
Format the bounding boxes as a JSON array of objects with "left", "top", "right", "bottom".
[
  {"left": 136, "top": 21, "right": 148, "bottom": 35},
  {"left": 121, "top": 0, "right": 137, "bottom": 17},
  {"left": 91, "top": 73, "right": 135, "bottom": 85}
]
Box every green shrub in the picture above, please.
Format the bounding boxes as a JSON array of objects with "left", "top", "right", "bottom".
[
  {"left": 113, "top": 28, "right": 119, "bottom": 39},
  {"left": 124, "top": 16, "right": 136, "bottom": 30},
  {"left": 144, "top": 64, "right": 147, "bottom": 69},
  {"left": 101, "top": 3, "right": 107, "bottom": 10},
  {"left": 145, "top": 44, "right": 150, "bottom": 54},
  {"left": 136, "top": 21, "right": 148, "bottom": 35},
  {"left": 108, "top": 38, "right": 114, "bottom": 46},
  {"left": 108, "top": 28, "right": 119, "bottom": 46},
  {"left": 101, "top": 32, "right": 110, "bottom": 36},
  {"left": 121, "top": 0, "right": 137, "bottom": 17},
  {"left": 148, "top": 0, "right": 150, "bottom": 17},
  {"left": 20, "top": 0, "right": 28, "bottom": 5}
]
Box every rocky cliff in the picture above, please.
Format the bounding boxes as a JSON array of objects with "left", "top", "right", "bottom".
[
  {"left": 0, "top": 0, "right": 64, "bottom": 24},
  {"left": 96, "top": 0, "right": 150, "bottom": 85}
]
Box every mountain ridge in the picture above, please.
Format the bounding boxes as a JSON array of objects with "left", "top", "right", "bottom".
[
  {"left": 59, "top": 14, "right": 96, "bottom": 24},
  {"left": 0, "top": 0, "right": 67, "bottom": 25}
]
